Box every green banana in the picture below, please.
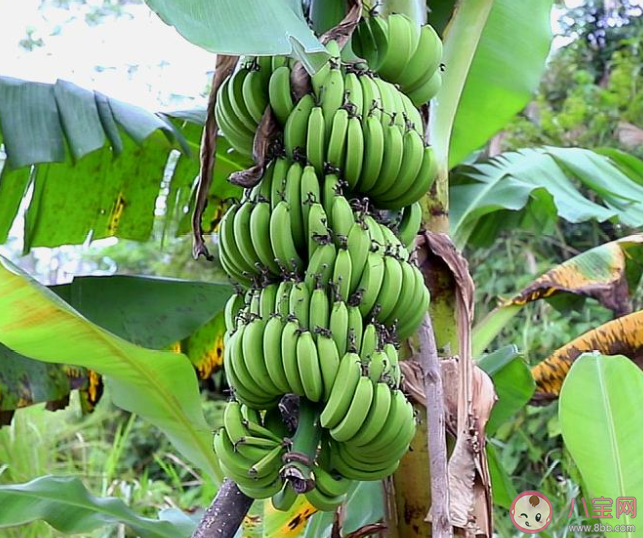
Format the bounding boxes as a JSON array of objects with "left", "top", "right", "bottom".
[
  {"left": 343, "top": 72, "right": 364, "bottom": 117},
  {"left": 331, "top": 248, "right": 352, "bottom": 303},
  {"left": 379, "top": 145, "right": 437, "bottom": 209},
  {"left": 369, "top": 123, "right": 404, "bottom": 197},
  {"left": 270, "top": 200, "right": 304, "bottom": 273},
  {"left": 330, "top": 195, "right": 355, "bottom": 239},
  {"left": 281, "top": 319, "right": 305, "bottom": 396},
  {"left": 229, "top": 67, "right": 259, "bottom": 132},
  {"left": 304, "top": 241, "right": 336, "bottom": 289},
  {"left": 356, "top": 252, "right": 386, "bottom": 317},
  {"left": 329, "top": 300, "right": 349, "bottom": 357},
  {"left": 242, "top": 318, "right": 281, "bottom": 395},
  {"left": 320, "top": 67, "right": 345, "bottom": 141},
  {"left": 348, "top": 382, "right": 392, "bottom": 446},
  {"left": 408, "top": 70, "right": 442, "bottom": 107},
  {"left": 309, "top": 284, "right": 330, "bottom": 336},
  {"left": 380, "top": 128, "right": 424, "bottom": 201},
  {"left": 397, "top": 202, "right": 422, "bottom": 249},
  {"left": 300, "top": 165, "right": 321, "bottom": 242},
  {"left": 306, "top": 107, "right": 325, "bottom": 174},
  {"left": 316, "top": 332, "right": 341, "bottom": 401},
  {"left": 250, "top": 201, "right": 280, "bottom": 275},
  {"left": 296, "top": 330, "right": 323, "bottom": 402},
  {"left": 346, "top": 222, "right": 371, "bottom": 294},
  {"left": 289, "top": 281, "right": 310, "bottom": 328},
  {"left": 330, "top": 376, "right": 374, "bottom": 442},
  {"left": 269, "top": 65, "right": 295, "bottom": 125},
  {"left": 373, "top": 255, "right": 404, "bottom": 322},
  {"left": 284, "top": 93, "right": 314, "bottom": 159},
  {"left": 307, "top": 202, "right": 330, "bottom": 260},
  {"left": 326, "top": 108, "right": 349, "bottom": 169},
  {"left": 242, "top": 68, "right": 269, "bottom": 123},
  {"left": 343, "top": 116, "right": 364, "bottom": 189},
  {"left": 357, "top": 114, "right": 385, "bottom": 192},
  {"left": 263, "top": 314, "right": 291, "bottom": 393},
  {"left": 320, "top": 351, "right": 361, "bottom": 429}
]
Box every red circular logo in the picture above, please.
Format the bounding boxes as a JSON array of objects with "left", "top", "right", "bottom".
[{"left": 510, "top": 491, "right": 553, "bottom": 533}]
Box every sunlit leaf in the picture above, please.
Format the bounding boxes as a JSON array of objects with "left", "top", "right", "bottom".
[
  {"left": 0, "top": 256, "right": 220, "bottom": 480},
  {"left": 143, "top": 0, "right": 328, "bottom": 73},
  {"left": 0, "top": 77, "right": 246, "bottom": 251},
  {"left": 429, "top": 0, "right": 553, "bottom": 169},
  {"left": 486, "top": 443, "right": 516, "bottom": 509},
  {"left": 51, "top": 275, "right": 232, "bottom": 350},
  {"left": 560, "top": 353, "right": 643, "bottom": 531},
  {"left": 0, "top": 346, "right": 101, "bottom": 423},
  {"left": 477, "top": 345, "right": 534, "bottom": 434}
]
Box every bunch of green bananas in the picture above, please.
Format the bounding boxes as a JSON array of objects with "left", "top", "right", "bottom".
[
  {"left": 215, "top": 56, "right": 289, "bottom": 157},
  {"left": 214, "top": 12, "right": 442, "bottom": 512},
  {"left": 351, "top": 13, "right": 443, "bottom": 106}
]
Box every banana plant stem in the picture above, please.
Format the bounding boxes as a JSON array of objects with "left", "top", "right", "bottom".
[{"left": 190, "top": 479, "right": 253, "bottom": 538}]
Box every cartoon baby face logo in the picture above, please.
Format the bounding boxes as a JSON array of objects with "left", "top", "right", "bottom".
[{"left": 510, "top": 491, "right": 553, "bottom": 533}]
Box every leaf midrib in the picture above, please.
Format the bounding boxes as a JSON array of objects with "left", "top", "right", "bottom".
[{"left": 596, "top": 361, "right": 632, "bottom": 535}]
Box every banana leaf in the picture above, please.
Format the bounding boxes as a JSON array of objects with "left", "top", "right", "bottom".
[
  {"left": 0, "top": 475, "right": 193, "bottom": 538},
  {"left": 473, "top": 234, "right": 643, "bottom": 356},
  {"left": 0, "top": 255, "right": 220, "bottom": 481},
  {"left": 0, "top": 77, "right": 246, "bottom": 252},
  {"left": 429, "top": 0, "right": 553, "bottom": 170},
  {"left": 143, "top": 0, "right": 327, "bottom": 74}
]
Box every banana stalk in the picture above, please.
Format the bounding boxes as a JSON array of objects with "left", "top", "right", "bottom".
[{"left": 281, "top": 399, "right": 322, "bottom": 494}]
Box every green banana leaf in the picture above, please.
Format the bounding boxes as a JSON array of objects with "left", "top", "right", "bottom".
[
  {"left": 486, "top": 443, "right": 517, "bottom": 510},
  {"left": 0, "top": 345, "right": 98, "bottom": 423},
  {"left": 429, "top": 0, "right": 553, "bottom": 170},
  {"left": 451, "top": 147, "right": 643, "bottom": 248},
  {"left": 0, "top": 77, "right": 246, "bottom": 252},
  {"left": 0, "top": 475, "right": 193, "bottom": 538},
  {"left": 52, "top": 275, "right": 232, "bottom": 350},
  {"left": 560, "top": 353, "right": 643, "bottom": 531},
  {"left": 0, "top": 275, "right": 232, "bottom": 421},
  {"left": 0, "top": 256, "right": 220, "bottom": 481},
  {"left": 143, "top": 0, "right": 328, "bottom": 74},
  {"left": 477, "top": 345, "right": 535, "bottom": 435}
]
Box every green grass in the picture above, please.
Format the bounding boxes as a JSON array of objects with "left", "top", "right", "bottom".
[{"left": 0, "top": 392, "right": 224, "bottom": 537}]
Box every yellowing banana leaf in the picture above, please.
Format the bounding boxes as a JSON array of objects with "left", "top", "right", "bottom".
[
  {"left": 473, "top": 234, "right": 643, "bottom": 357},
  {"left": 0, "top": 475, "right": 192, "bottom": 538},
  {"left": 0, "top": 345, "right": 102, "bottom": 425},
  {"left": 429, "top": 0, "right": 552, "bottom": 170},
  {"left": 143, "top": 0, "right": 328, "bottom": 74},
  {"left": 0, "top": 78, "right": 246, "bottom": 252},
  {"left": 559, "top": 353, "right": 643, "bottom": 533},
  {"left": 0, "top": 256, "right": 220, "bottom": 481},
  {"left": 175, "top": 313, "right": 226, "bottom": 379},
  {"left": 265, "top": 496, "right": 317, "bottom": 538},
  {"left": 532, "top": 310, "right": 643, "bottom": 402}
]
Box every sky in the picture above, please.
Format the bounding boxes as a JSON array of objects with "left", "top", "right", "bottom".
[
  {"left": 0, "top": 0, "right": 216, "bottom": 110},
  {"left": 0, "top": 0, "right": 581, "bottom": 112}
]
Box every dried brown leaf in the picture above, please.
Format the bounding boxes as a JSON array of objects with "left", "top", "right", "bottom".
[
  {"left": 192, "top": 54, "right": 238, "bottom": 259},
  {"left": 228, "top": 106, "right": 280, "bottom": 188}
]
